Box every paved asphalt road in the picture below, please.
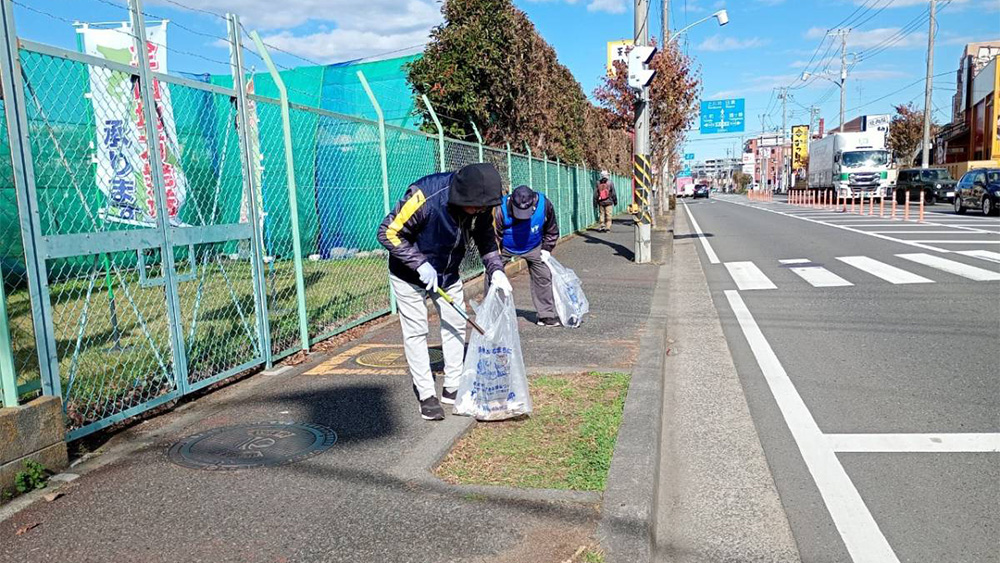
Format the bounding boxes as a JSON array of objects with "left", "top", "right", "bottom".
[{"left": 681, "top": 194, "right": 999, "bottom": 563}]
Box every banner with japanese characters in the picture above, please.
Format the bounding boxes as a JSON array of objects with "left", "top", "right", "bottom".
[{"left": 79, "top": 22, "right": 187, "bottom": 226}]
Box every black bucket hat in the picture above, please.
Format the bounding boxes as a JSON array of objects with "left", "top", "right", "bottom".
[
  {"left": 449, "top": 163, "right": 503, "bottom": 208},
  {"left": 508, "top": 185, "right": 538, "bottom": 220}
]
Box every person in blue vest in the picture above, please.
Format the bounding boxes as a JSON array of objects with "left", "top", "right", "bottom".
[
  {"left": 377, "top": 163, "right": 513, "bottom": 421},
  {"left": 492, "top": 185, "right": 561, "bottom": 326}
]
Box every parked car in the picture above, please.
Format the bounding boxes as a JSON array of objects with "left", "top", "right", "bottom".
[
  {"left": 894, "top": 167, "right": 957, "bottom": 205},
  {"left": 693, "top": 185, "right": 710, "bottom": 199},
  {"left": 954, "top": 168, "right": 1000, "bottom": 216}
]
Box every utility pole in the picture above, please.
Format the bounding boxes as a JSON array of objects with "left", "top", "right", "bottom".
[
  {"left": 831, "top": 28, "right": 850, "bottom": 130},
  {"left": 633, "top": 0, "right": 652, "bottom": 263},
  {"left": 921, "top": 0, "right": 935, "bottom": 168},
  {"left": 778, "top": 87, "right": 788, "bottom": 192},
  {"left": 808, "top": 106, "right": 820, "bottom": 138}
]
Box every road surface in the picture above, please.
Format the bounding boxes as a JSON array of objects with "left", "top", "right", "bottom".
[{"left": 681, "top": 193, "right": 999, "bottom": 563}]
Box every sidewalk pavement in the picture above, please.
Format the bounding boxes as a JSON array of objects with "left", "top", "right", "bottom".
[{"left": 0, "top": 217, "right": 661, "bottom": 563}]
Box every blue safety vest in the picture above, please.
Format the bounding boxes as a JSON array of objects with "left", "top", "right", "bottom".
[{"left": 500, "top": 193, "right": 546, "bottom": 255}]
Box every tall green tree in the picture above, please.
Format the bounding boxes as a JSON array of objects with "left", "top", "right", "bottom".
[{"left": 405, "top": 0, "right": 630, "bottom": 169}]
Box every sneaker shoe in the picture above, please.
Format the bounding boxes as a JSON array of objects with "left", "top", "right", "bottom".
[
  {"left": 440, "top": 387, "right": 458, "bottom": 405},
  {"left": 536, "top": 317, "right": 561, "bottom": 327},
  {"left": 419, "top": 396, "right": 445, "bottom": 420}
]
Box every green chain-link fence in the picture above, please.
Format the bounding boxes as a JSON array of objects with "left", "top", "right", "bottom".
[{"left": 0, "top": 31, "right": 634, "bottom": 437}]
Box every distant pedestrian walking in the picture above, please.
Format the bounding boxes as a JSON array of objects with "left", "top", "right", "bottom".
[
  {"left": 492, "top": 185, "right": 561, "bottom": 327},
  {"left": 377, "top": 163, "right": 512, "bottom": 421},
  {"left": 594, "top": 170, "right": 617, "bottom": 232}
]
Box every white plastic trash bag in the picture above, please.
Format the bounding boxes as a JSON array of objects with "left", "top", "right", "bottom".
[
  {"left": 544, "top": 255, "right": 589, "bottom": 328},
  {"left": 454, "top": 286, "right": 532, "bottom": 421}
]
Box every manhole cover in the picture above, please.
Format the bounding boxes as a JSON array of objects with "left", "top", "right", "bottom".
[
  {"left": 167, "top": 422, "right": 336, "bottom": 471},
  {"left": 356, "top": 347, "right": 443, "bottom": 368}
]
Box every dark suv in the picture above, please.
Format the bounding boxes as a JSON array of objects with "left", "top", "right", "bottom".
[
  {"left": 894, "top": 167, "right": 957, "bottom": 205},
  {"left": 954, "top": 168, "right": 1000, "bottom": 216}
]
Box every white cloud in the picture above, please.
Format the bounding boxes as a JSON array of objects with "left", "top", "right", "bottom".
[
  {"left": 707, "top": 67, "right": 908, "bottom": 98},
  {"left": 150, "top": 0, "right": 441, "bottom": 62},
  {"left": 587, "top": 0, "right": 628, "bottom": 13},
  {"left": 697, "top": 34, "right": 770, "bottom": 51},
  {"left": 712, "top": 0, "right": 726, "bottom": 9},
  {"left": 804, "top": 26, "right": 927, "bottom": 49}
]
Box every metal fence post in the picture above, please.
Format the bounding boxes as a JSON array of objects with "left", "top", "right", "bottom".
[
  {"left": 421, "top": 95, "right": 445, "bottom": 173},
  {"left": 542, "top": 153, "right": 549, "bottom": 200},
  {"left": 1, "top": 0, "right": 61, "bottom": 401},
  {"left": 470, "top": 121, "right": 484, "bottom": 163},
  {"left": 249, "top": 31, "right": 311, "bottom": 352},
  {"left": 524, "top": 143, "right": 532, "bottom": 188},
  {"left": 506, "top": 142, "right": 512, "bottom": 189},
  {"left": 227, "top": 16, "right": 272, "bottom": 367},
  {"left": 358, "top": 71, "right": 395, "bottom": 315},
  {"left": 556, "top": 157, "right": 563, "bottom": 236},
  {"left": 129, "top": 0, "right": 190, "bottom": 392}
]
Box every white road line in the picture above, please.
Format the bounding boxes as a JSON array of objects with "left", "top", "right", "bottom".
[
  {"left": 785, "top": 262, "right": 854, "bottom": 287},
  {"left": 895, "top": 253, "right": 1000, "bottom": 281},
  {"left": 715, "top": 198, "right": 949, "bottom": 252},
  {"left": 868, "top": 230, "right": 974, "bottom": 234},
  {"left": 778, "top": 258, "right": 811, "bottom": 264},
  {"left": 905, "top": 240, "right": 1000, "bottom": 244},
  {"left": 681, "top": 201, "right": 720, "bottom": 264},
  {"left": 836, "top": 256, "right": 934, "bottom": 284},
  {"left": 725, "top": 261, "right": 777, "bottom": 290},
  {"left": 956, "top": 250, "right": 1000, "bottom": 264},
  {"left": 827, "top": 433, "right": 1000, "bottom": 453},
  {"left": 724, "top": 291, "right": 899, "bottom": 563}
]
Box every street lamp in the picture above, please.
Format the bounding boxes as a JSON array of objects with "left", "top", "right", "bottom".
[{"left": 668, "top": 9, "right": 728, "bottom": 45}]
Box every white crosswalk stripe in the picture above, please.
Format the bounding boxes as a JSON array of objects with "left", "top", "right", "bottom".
[
  {"left": 895, "top": 253, "right": 1000, "bottom": 281},
  {"left": 779, "top": 259, "right": 853, "bottom": 287},
  {"left": 835, "top": 256, "right": 934, "bottom": 285},
  {"left": 724, "top": 261, "right": 777, "bottom": 290},
  {"left": 956, "top": 250, "right": 1000, "bottom": 264}
]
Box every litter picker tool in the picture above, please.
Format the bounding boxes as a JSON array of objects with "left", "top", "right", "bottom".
[{"left": 435, "top": 287, "right": 485, "bottom": 335}]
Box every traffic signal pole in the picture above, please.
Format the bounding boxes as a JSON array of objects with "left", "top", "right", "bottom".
[{"left": 633, "top": 0, "right": 652, "bottom": 263}]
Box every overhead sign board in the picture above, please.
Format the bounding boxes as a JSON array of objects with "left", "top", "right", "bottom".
[
  {"left": 684, "top": 153, "right": 695, "bottom": 161},
  {"left": 606, "top": 39, "right": 633, "bottom": 75},
  {"left": 699, "top": 98, "right": 745, "bottom": 134},
  {"left": 678, "top": 164, "right": 692, "bottom": 178},
  {"left": 759, "top": 135, "right": 782, "bottom": 147}
]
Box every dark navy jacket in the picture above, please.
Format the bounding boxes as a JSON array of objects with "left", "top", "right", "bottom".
[{"left": 376, "top": 172, "right": 504, "bottom": 288}]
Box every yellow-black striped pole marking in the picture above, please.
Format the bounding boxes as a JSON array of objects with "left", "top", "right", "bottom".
[{"left": 632, "top": 154, "right": 652, "bottom": 224}]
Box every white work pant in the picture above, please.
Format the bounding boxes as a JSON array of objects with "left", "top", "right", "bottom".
[{"left": 390, "top": 274, "right": 467, "bottom": 401}]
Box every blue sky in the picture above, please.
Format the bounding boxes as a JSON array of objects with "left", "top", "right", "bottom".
[{"left": 13, "top": 0, "right": 1000, "bottom": 161}]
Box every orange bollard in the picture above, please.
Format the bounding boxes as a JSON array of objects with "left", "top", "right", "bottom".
[
  {"left": 858, "top": 191, "right": 864, "bottom": 215},
  {"left": 850, "top": 192, "right": 855, "bottom": 214},
  {"left": 868, "top": 192, "right": 875, "bottom": 216},
  {"left": 904, "top": 189, "right": 911, "bottom": 221},
  {"left": 879, "top": 194, "right": 884, "bottom": 217},
  {"left": 919, "top": 190, "right": 925, "bottom": 223},
  {"left": 891, "top": 195, "right": 897, "bottom": 219}
]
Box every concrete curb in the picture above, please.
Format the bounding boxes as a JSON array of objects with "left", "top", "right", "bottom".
[{"left": 596, "top": 213, "right": 675, "bottom": 562}]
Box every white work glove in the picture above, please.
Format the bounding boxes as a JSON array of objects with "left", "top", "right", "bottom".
[
  {"left": 540, "top": 249, "right": 551, "bottom": 262},
  {"left": 491, "top": 271, "right": 512, "bottom": 294},
  {"left": 416, "top": 262, "right": 438, "bottom": 293}
]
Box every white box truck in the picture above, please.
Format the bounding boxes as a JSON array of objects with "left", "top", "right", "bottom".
[{"left": 807, "top": 131, "right": 892, "bottom": 198}]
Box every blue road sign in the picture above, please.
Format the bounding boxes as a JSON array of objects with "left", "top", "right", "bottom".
[
  {"left": 699, "top": 98, "right": 745, "bottom": 134},
  {"left": 684, "top": 153, "right": 695, "bottom": 160},
  {"left": 678, "top": 165, "right": 692, "bottom": 178}
]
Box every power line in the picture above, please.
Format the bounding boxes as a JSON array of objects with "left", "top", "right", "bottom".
[{"left": 845, "top": 67, "right": 956, "bottom": 113}]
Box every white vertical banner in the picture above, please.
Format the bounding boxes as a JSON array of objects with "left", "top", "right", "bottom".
[{"left": 79, "top": 22, "right": 188, "bottom": 226}]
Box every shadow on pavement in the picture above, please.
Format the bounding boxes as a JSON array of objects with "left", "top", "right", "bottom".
[{"left": 577, "top": 230, "right": 635, "bottom": 261}]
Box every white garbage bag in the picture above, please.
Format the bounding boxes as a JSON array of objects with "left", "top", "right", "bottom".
[
  {"left": 453, "top": 285, "right": 532, "bottom": 421},
  {"left": 543, "top": 254, "right": 589, "bottom": 328}
]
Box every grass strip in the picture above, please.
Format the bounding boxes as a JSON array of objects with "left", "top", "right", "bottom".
[{"left": 436, "top": 371, "right": 630, "bottom": 491}]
